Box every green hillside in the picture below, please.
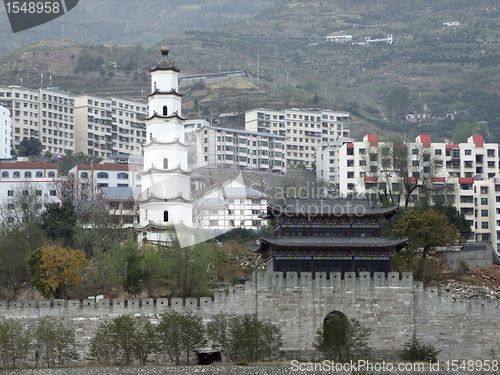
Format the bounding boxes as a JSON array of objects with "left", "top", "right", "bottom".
[{"left": 1, "top": 0, "right": 500, "bottom": 142}]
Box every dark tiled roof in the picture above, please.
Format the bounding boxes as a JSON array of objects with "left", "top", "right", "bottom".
[
  {"left": 150, "top": 58, "right": 180, "bottom": 72},
  {"left": 255, "top": 236, "right": 408, "bottom": 251},
  {"left": 268, "top": 197, "right": 398, "bottom": 217}
]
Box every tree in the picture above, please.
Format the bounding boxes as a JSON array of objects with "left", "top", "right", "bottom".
[
  {"left": 361, "top": 136, "right": 439, "bottom": 207},
  {"left": 207, "top": 313, "right": 283, "bottom": 363},
  {"left": 132, "top": 321, "right": 157, "bottom": 365},
  {"left": 383, "top": 83, "right": 411, "bottom": 117},
  {"left": 392, "top": 209, "right": 462, "bottom": 283},
  {"left": 89, "top": 321, "right": 117, "bottom": 365},
  {"left": 165, "top": 235, "right": 214, "bottom": 298},
  {"left": 0, "top": 225, "right": 31, "bottom": 298},
  {"left": 0, "top": 319, "right": 32, "bottom": 368},
  {"left": 40, "top": 200, "right": 78, "bottom": 248},
  {"left": 28, "top": 245, "right": 88, "bottom": 299},
  {"left": 393, "top": 209, "right": 462, "bottom": 258},
  {"left": 157, "top": 310, "right": 206, "bottom": 365},
  {"left": 313, "top": 313, "right": 371, "bottom": 362},
  {"left": 123, "top": 251, "right": 149, "bottom": 297},
  {"left": 18, "top": 138, "right": 42, "bottom": 157},
  {"left": 35, "top": 317, "right": 78, "bottom": 367},
  {"left": 110, "top": 315, "right": 137, "bottom": 366},
  {"left": 281, "top": 87, "right": 295, "bottom": 107},
  {"left": 0, "top": 183, "right": 47, "bottom": 251},
  {"left": 76, "top": 50, "right": 96, "bottom": 75},
  {"left": 430, "top": 204, "right": 471, "bottom": 240},
  {"left": 452, "top": 121, "right": 487, "bottom": 143},
  {"left": 401, "top": 331, "right": 440, "bottom": 362}
]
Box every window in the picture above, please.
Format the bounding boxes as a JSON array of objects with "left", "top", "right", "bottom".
[
  {"left": 1, "top": 171, "right": 8, "bottom": 178},
  {"left": 359, "top": 148, "right": 366, "bottom": 154},
  {"left": 481, "top": 198, "right": 488, "bottom": 205},
  {"left": 435, "top": 149, "right": 442, "bottom": 155},
  {"left": 36, "top": 190, "right": 42, "bottom": 196},
  {"left": 359, "top": 160, "right": 366, "bottom": 166},
  {"left": 36, "top": 171, "right": 43, "bottom": 178},
  {"left": 481, "top": 210, "right": 489, "bottom": 217},
  {"left": 347, "top": 160, "right": 354, "bottom": 167},
  {"left": 13, "top": 171, "right": 20, "bottom": 178},
  {"left": 252, "top": 220, "right": 261, "bottom": 227},
  {"left": 97, "top": 172, "right": 108, "bottom": 179},
  {"left": 163, "top": 158, "right": 168, "bottom": 169},
  {"left": 7, "top": 190, "right": 13, "bottom": 196},
  {"left": 48, "top": 171, "right": 55, "bottom": 178},
  {"left": 482, "top": 222, "right": 489, "bottom": 229},
  {"left": 347, "top": 171, "right": 354, "bottom": 178},
  {"left": 251, "top": 199, "right": 261, "bottom": 204},
  {"left": 412, "top": 149, "right": 419, "bottom": 155},
  {"left": 117, "top": 173, "right": 129, "bottom": 179},
  {"left": 81, "top": 172, "right": 88, "bottom": 178},
  {"left": 163, "top": 210, "right": 169, "bottom": 222},
  {"left": 163, "top": 105, "right": 168, "bottom": 116},
  {"left": 465, "top": 150, "right": 472, "bottom": 156}
]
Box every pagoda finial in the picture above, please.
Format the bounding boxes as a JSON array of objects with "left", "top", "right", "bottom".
[{"left": 161, "top": 46, "right": 169, "bottom": 56}]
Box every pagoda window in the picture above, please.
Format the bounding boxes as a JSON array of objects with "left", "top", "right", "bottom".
[
  {"left": 163, "top": 158, "right": 168, "bottom": 169},
  {"left": 163, "top": 106, "right": 168, "bottom": 116},
  {"left": 163, "top": 210, "right": 169, "bottom": 222}
]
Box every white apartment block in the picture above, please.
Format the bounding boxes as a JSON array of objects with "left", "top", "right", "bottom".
[
  {"left": 245, "top": 108, "right": 350, "bottom": 169},
  {"left": 0, "top": 162, "right": 60, "bottom": 223},
  {"left": 70, "top": 163, "right": 142, "bottom": 227},
  {"left": 315, "top": 137, "right": 354, "bottom": 185},
  {"left": 74, "top": 95, "right": 148, "bottom": 157},
  {"left": 195, "top": 125, "right": 286, "bottom": 173},
  {"left": 0, "top": 105, "right": 12, "bottom": 159},
  {"left": 338, "top": 134, "right": 500, "bottom": 253},
  {"left": 70, "top": 163, "right": 142, "bottom": 191},
  {"left": 0, "top": 86, "right": 75, "bottom": 155},
  {"left": 196, "top": 178, "right": 269, "bottom": 231}
]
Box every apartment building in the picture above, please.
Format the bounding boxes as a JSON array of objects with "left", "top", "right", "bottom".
[
  {"left": 0, "top": 86, "right": 75, "bottom": 155},
  {"left": 0, "top": 105, "right": 12, "bottom": 159},
  {"left": 315, "top": 137, "right": 354, "bottom": 185},
  {"left": 0, "top": 162, "right": 60, "bottom": 223},
  {"left": 74, "top": 95, "right": 148, "bottom": 157},
  {"left": 338, "top": 134, "right": 500, "bottom": 252},
  {"left": 70, "top": 163, "right": 142, "bottom": 226},
  {"left": 195, "top": 125, "right": 286, "bottom": 173},
  {"left": 245, "top": 108, "right": 350, "bottom": 169}
]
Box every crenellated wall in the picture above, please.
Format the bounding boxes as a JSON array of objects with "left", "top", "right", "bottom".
[{"left": 0, "top": 271, "right": 499, "bottom": 362}]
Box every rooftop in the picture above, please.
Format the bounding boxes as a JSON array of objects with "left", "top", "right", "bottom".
[
  {"left": 265, "top": 197, "right": 398, "bottom": 218},
  {"left": 252, "top": 236, "right": 408, "bottom": 252}
]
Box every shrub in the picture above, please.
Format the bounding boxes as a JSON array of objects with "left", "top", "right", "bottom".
[{"left": 401, "top": 332, "right": 440, "bottom": 362}]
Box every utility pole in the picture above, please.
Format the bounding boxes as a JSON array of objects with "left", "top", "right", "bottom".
[{"left": 257, "top": 51, "right": 260, "bottom": 90}]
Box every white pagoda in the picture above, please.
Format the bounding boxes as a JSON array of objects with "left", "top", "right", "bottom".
[{"left": 136, "top": 47, "right": 193, "bottom": 243}]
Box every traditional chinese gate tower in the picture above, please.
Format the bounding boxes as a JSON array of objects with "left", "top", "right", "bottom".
[{"left": 253, "top": 197, "right": 407, "bottom": 277}]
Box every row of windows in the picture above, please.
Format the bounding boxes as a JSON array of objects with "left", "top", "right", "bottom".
[
  {"left": 7, "top": 189, "right": 57, "bottom": 196},
  {"left": 1, "top": 171, "right": 55, "bottom": 178},
  {"left": 93, "top": 172, "right": 130, "bottom": 179}
]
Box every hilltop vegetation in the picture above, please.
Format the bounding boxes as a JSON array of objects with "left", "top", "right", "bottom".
[
  {"left": 1, "top": 0, "right": 500, "bottom": 141},
  {"left": 0, "top": 0, "right": 276, "bottom": 55}
]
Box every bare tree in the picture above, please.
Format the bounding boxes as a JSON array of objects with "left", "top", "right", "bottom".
[{"left": 361, "top": 136, "right": 441, "bottom": 207}]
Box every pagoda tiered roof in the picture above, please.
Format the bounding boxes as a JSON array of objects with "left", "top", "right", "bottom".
[
  {"left": 251, "top": 237, "right": 408, "bottom": 253},
  {"left": 263, "top": 197, "right": 399, "bottom": 219}
]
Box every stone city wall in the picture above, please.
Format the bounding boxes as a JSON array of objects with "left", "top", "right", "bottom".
[{"left": 0, "top": 272, "right": 499, "bottom": 363}]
